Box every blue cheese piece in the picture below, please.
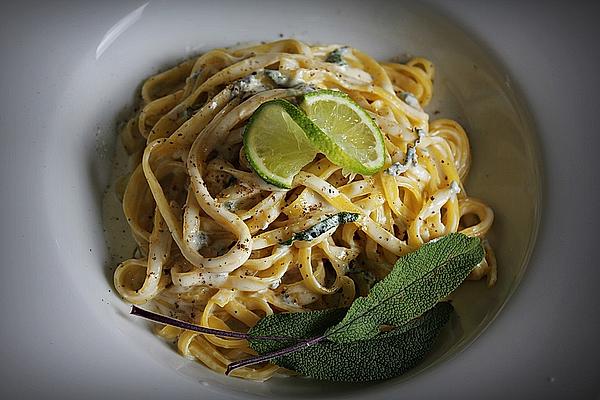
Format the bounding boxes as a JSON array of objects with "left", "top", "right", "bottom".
[
  {"left": 231, "top": 74, "right": 271, "bottom": 97},
  {"left": 449, "top": 180, "right": 461, "bottom": 195},
  {"left": 385, "top": 127, "right": 426, "bottom": 176},
  {"left": 400, "top": 92, "right": 420, "bottom": 109},
  {"left": 264, "top": 69, "right": 316, "bottom": 92},
  {"left": 264, "top": 70, "right": 291, "bottom": 86},
  {"left": 386, "top": 146, "right": 417, "bottom": 176}
]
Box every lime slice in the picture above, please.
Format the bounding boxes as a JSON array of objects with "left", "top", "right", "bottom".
[
  {"left": 243, "top": 100, "right": 318, "bottom": 188},
  {"left": 300, "top": 90, "right": 385, "bottom": 175}
]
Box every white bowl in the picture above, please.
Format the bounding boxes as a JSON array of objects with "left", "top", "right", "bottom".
[
  {"left": 49, "top": 0, "right": 542, "bottom": 395},
  {"left": 1, "top": 1, "right": 598, "bottom": 399}
]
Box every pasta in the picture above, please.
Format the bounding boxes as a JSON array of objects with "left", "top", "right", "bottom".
[{"left": 113, "top": 39, "right": 496, "bottom": 381}]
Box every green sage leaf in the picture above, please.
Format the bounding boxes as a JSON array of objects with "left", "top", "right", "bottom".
[
  {"left": 325, "top": 233, "right": 483, "bottom": 343},
  {"left": 249, "top": 302, "right": 453, "bottom": 381}
]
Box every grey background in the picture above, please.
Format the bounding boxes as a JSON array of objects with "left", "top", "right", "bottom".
[{"left": 0, "top": 0, "right": 599, "bottom": 399}]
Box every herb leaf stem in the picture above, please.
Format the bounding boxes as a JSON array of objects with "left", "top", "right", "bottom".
[
  {"left": 130, "top": 305, "right": 298, "bottom": 342},
  {"left": 225, "top": 335, "right": 323, "bottom": 375}
]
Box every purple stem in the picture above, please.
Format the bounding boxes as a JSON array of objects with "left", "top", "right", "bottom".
[
  {"left": 130, "top": 306, "right": 296, "bottom": 342},
  {"left": 225, "top": 335, "right": 324, "bottom": 375}
]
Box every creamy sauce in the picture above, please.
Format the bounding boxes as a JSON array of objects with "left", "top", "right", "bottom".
[{"left": 102, "top": 135, "right": 139, "bottom": 268}]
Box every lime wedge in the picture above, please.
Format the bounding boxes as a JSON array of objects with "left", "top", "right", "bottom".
[
  {"left": 300, "top": 90, "right": 385, "bottom": 175},
  {"left": 243, "top": 100, "right": 318, "bottom": 188}
]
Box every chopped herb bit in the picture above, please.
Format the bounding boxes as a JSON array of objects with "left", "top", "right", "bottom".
[
  {"left": 282, "top": 212, "right": 360, "bottom": 245},
  {"left": 325, "top": 47, "right": 349, "bottom": 65}
]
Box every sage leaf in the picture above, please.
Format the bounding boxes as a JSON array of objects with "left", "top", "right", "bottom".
[
  {"left": 249, "top": 302, "right": 453, "bottom": 381},
  {"left": 325, "top": 233, "right": 483, "bottom": 343}
]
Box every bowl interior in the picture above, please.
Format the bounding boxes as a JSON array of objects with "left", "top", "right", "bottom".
[{"left": 43, "top": 1, "right": 541, "bottom": 397}]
